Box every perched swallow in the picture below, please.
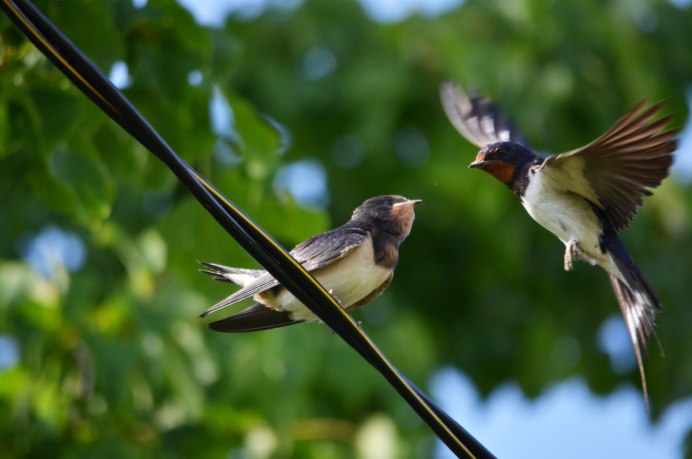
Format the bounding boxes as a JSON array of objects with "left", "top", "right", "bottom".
[
  {"left": 440, "top": 81, "right": 679, "bottom": 404},
  {"left": 199, "top": 195, "right": 421, "bottom": 332}
]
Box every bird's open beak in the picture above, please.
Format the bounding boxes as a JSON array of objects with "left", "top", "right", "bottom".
[{"left": 468, "top": 160, "right": 488, "bottom": 169}]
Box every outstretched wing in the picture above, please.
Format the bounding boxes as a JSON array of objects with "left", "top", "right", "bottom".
[
  {"left": 199, "top": 225, "right": 370, "bottom": 317},
  {"left": 439, "top": 81, "right": 528, "bottom": 148},
  {"left": 540, "top": 99, "right": 678, "bottom": 232}
]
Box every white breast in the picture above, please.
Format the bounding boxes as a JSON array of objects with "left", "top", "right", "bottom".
[{"left": 521, "top": 168, "right": 606, "bottom": 262}]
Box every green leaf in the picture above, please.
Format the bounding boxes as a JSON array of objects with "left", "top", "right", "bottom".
[{"left": 41, "top": 148, "right": 115, "bottom": 224}]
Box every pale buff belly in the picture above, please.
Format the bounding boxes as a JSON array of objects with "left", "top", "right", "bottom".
[
  {"left": 521, "top": 171, "right": 615, "bottom": 271},
  {"left": 255, "top": 238, "right": 393, "bottom": 322}
]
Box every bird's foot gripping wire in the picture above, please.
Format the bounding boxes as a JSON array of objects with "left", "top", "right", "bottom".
[
  {"left": 326, "top": 289, "right": 362, "bottom": 329},
  {"left": 328, "top": 289, "right": 344, "bottom": 308}
]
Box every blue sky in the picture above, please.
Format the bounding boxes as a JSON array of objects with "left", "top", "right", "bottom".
[{"left": 432, "top": 369, "right": 692, "bottom": 458}]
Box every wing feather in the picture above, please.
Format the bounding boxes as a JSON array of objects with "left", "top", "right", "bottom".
[
  {"left": 540, "top": 100, "right": 678, "bottom": 232},
  {"left": 439, "top": 81, "right": 528, "bottom": 148}
]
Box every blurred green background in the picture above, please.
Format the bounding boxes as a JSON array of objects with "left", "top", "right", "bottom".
[{"left": 1, "top": 0, "right": 691, "bottom": 457}]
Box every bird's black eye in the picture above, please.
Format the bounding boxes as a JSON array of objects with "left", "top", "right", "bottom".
[{"left": 486, "top": 145, "right": 506, "bottom": 159}]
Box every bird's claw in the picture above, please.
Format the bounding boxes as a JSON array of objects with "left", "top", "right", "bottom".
[
  {"left": 564, "top": 240, "right": 582, "bottom": 271},
  {"left": 328, "top": 289, "right": 344, "bottom": 308}
]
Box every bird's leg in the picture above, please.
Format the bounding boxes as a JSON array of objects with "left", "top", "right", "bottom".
[
  {"left": 326, "top": 288, "right": 361, "bottom": 333},
  {"left": 564, "top": 240, "right": 583, "bottom": 271}
]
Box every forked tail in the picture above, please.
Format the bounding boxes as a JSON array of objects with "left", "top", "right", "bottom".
[{"left": 608, "top": 237, "right": 661, "bottom": 409}]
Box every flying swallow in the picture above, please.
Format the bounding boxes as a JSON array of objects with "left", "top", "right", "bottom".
[
  {"left": 199, "top": 195, "right": 421, "bottom": 332},
  {"left": 440, "top": 81, "right": 679, "bottom": 405}
]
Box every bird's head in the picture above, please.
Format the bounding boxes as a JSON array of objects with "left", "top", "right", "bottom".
[
  {"left": 469, "top": 142, "right": 534, "bottom": 186},
  {"left": 353, "top": 195, "right": 422, "bottom": 241}
]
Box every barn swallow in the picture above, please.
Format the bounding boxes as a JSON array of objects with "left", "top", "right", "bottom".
[
  {"left": 198, "top": 195, "right": 421, "bottom": 332},
  {"left": 440, "top": 81, "right": 679, "bottom": 405}
]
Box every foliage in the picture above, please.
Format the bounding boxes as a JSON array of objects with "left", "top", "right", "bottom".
[{"left": 0, "top": 0, "right": 691, "bottom": 457}]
